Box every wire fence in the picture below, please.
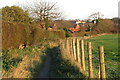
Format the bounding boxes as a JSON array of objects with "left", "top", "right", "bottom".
[{"left": 59, "top": 37, "right": 119, "bottom": 79}]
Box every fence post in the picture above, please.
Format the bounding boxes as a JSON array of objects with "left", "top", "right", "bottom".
[
  {"left": 66, "top": 39, "right": 70, "bottom": 54},
  {"left": 70, "top": 39, "right": 73, "bottom": 56},
  {"left": 73, "top": 38, "right": 77, "bottom": 60},
  {"left": 98, "top": 65, "right": 100, "bottom": 79},
  {"left": 71, "top": 39, "right": 74, "bottom": 57},
  {"left": 88, "top": 42, "right": 93, "bottom": 78},
  {"left": 99, "top": 46, "right": 106, "bottom": 79},
  {"left": 81, "top": 40, "right": 85, "bottom": 71},
  {"left": 76, "top": 38, "right": 82, "bottom": 72},
  {"left": 76, "top": 39, "right": 80, "bottom": 62}
]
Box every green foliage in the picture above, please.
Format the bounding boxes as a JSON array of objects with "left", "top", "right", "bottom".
[
  {"left": 2, "top": 6, "right": 32, "bottom": 24},
  {"left": 44, "top": 18, "right": 50, "bottom": 30},
  {"left": 2, "top": 51, "right": 22, "bottom": 71},
  {"left": 63, "top": 27, "right": 72, "bottom": 37}
]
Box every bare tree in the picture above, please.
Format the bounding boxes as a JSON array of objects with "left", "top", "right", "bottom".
[
  {"left": 86, "top": 12, "right": 104, "bottom": 36},
  {"left": 88, "top": 11, "right": 104, "bottom": 20},
  {"left": 24, "top": 0, "right": 62, "bottom": 30},
  {"left": 87, "top": 22, "right": 94, "bottom": 36}
]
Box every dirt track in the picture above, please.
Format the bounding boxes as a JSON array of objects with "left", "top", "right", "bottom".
[{"left": 39, "top": 54, "right": 51, "bottom": 78}]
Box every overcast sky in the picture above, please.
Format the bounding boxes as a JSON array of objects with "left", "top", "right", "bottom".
[{"left": 0, "top": 0, "right": 119, "bottom": 20}]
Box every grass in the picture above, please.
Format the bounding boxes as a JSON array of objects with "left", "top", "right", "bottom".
[
  {"left": 49, "top": 45, "right": 86, "bottom": 79},
  {"left": 2, "top": 39, "right": 61, "bottom": 78},
  {"left": 84, "top": 34, "right": 119, "bottom": 78},
  {"left": 2, "top": 43, "right": 48, "bottom": 78},
  {"left": 86, "top": 34, "right": 118, "bottom": 51}
]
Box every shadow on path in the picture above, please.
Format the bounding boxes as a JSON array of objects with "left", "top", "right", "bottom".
[
  {"left": 48, "top": 46, "right": 86, "bottom": 79},
  {"left": 38, "top": 54, "right": 51, "bottom": 78},
  {"left": 33, "top": 45, "right": 86, "bottom": 79}
]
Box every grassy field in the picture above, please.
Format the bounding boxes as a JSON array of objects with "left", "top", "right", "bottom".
[
  {"left": 85, "top": 34, "right": 119, "bottom": 78},
  {"left": 86, "top": 34, "right": 118, "bottom": 52}
]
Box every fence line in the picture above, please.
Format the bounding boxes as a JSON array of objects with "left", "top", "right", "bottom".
[{"left": 60, "top": 38, "right": 106, "bottom": 79}]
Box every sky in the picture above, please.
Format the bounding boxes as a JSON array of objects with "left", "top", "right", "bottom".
[
  {"left": 0, "top": 0, "right": 119, "bottom": 20},
  {"left": 118, "top": 1, "right": 120, "bottom": 18}
]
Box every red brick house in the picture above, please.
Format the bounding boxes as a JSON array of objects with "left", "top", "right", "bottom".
[{"left": 69, "top": 24, "right": 81, "bottom": 33}]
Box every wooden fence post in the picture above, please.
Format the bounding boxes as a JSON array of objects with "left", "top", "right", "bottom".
[
  {"left": 76, "top": 38, "right": 82, "bottom": 72},
  {"left": 98, "top": 65, "right": 100, "bottom": 79},
  {"left": 81, "top": 40, "right": 85, "bottom": 71},
  {"left": 70, "top": 39, "right": 73, "bottom": 56},
  {"left": 73, "top": 38, "right": 77, "bottom": 60},
  {"left": 76, "top": 39, "right": 80, "bottom": 62},
  {"left": 71, "top": 39, "right": 74, "bottom": 57},
  {"left": 99, "top": 46, "right": 106, "bottom": 79},
  {"left": 88, "top": 42, "right": 93, "bottom": 78},
  {"left": 66, "top": 39, "right": 70, "bottom": 54}
]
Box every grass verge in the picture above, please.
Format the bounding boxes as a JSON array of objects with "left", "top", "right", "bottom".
[{"left": 2, "top": 44, "right": 48, "bottom": 78}]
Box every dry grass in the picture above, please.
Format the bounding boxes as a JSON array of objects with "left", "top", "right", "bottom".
[
  {"left": 12, "top": 55, "right": 41, "bottom": 78},
  {"left": 2, "top": 44, "right": 47, "bottom": 78},
  {"left": 2, "top": 39, "right": 61, "bottom": 78}
]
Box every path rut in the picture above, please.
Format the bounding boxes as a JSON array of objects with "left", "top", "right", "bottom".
[{"left": 39, "top": 54, "right": 51, "bottom": 78}]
